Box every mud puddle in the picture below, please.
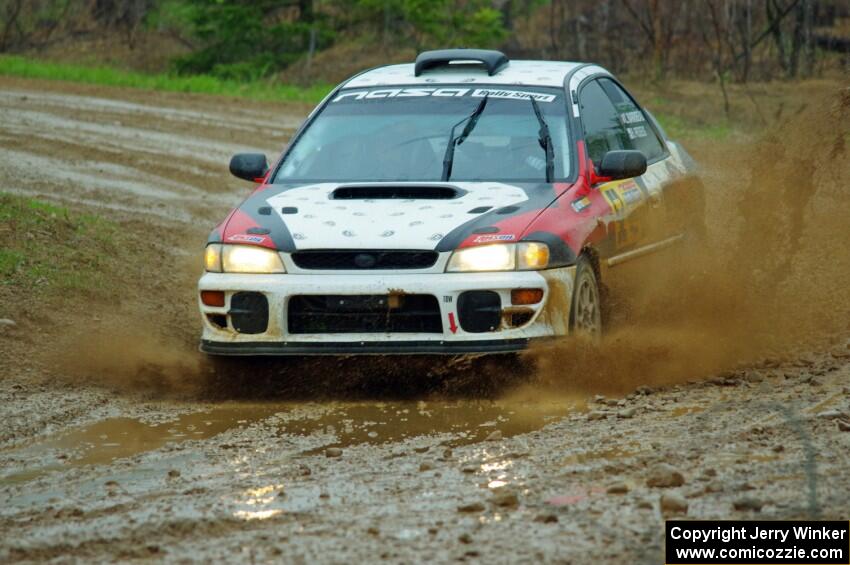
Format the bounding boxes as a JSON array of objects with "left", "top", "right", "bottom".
[
  {"left": 2, "top": 398, "right": 578, "bottom": 486},
  {"left": 296, "top": 398, "right": 579, "bottom": 454},
  {"left": 0, "top": 404, "right": 283, "bottom": 485}
]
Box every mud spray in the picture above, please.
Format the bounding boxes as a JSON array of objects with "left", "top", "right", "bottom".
[
  {"left": 52, "top": 87, "right": 850, "bottom": 400},
  {"left": 528, "top": 86, "right": 850, "bottom": 396}
]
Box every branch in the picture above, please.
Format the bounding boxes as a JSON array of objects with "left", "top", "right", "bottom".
[
  {"left": 734, "top": 0, "right": 802, "bottom": 61},
  {"left": 620, "top": 0, "right": 655, "bottom": 43}
]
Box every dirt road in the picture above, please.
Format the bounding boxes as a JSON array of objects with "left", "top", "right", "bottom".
[{"left": 1, "top": 77, "right": 848, "bottom": 563}]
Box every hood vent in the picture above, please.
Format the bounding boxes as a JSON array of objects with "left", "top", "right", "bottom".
[{"left": 331, "top": 185, "right": 463, "bottom": 200}]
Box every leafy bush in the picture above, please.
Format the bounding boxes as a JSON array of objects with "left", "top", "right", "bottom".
[
  {"left": 334, "top": 0, "right": 507, "bottom": 49},
  {"left": 170, "top": 0, "right": 507, "bottom": 80}
]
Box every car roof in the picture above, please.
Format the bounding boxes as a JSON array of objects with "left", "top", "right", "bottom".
[{"left": 344, "top": 60, "right": 596, "bottom": 89}]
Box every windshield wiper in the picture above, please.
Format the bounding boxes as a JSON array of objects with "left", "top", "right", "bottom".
[
  {"left": 441, "top": 94, "right": 489, "bottom": 181},
  {"left": 528, "top": 96, "right": 554, "bottom": 182}
]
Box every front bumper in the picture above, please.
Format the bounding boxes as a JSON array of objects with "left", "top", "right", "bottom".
[
  {"left": 197, "top": 267, "right": 575, "bottom": 356},
  {"left": 200, "top": 338, "right": 536, "bottom": 356}
]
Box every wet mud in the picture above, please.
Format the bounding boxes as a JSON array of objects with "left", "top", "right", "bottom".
[{"left": 2, "top": 398, "right": 576, "bottom": 484}]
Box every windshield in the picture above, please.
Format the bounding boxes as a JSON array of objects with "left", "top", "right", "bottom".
[{"left": 274, "top": 85, "right": 571, "bottom": 183}]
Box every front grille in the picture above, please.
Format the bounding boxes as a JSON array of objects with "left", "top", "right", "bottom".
[
  {"left": 288, "top": 294, "right": 442, "bottom": 334},
  {"left": 291, "top": 250, "right": 438, "bottom": 270}
]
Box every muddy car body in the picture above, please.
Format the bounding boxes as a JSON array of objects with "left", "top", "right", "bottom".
[{"left": 198, "top": 49, "right": 703, "bottom": 356}]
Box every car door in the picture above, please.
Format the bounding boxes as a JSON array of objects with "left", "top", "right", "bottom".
[{"left": 577, "top": 78, "right": 665, "bottom": 260}]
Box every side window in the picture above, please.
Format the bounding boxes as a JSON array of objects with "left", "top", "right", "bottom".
[
  {"left": 598, "top": 78, "right": 666, "bottom": 161},
  {"left": 578, "top": 80, "right": 628, "bottom": 165}
]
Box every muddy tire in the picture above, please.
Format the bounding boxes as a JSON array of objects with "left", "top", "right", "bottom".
[{"left": 569, "top": 255, "right": 603, "bottom": 338}]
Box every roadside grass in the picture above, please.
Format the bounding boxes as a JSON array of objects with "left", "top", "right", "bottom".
[
  {"left": 654, "top": 112, "right": 732, "bottom": 141},
  {"left": 0, "top": 55, "right": 333, "bottom": 104},
  {"left": 0, "top": 193, "right": 125, "bottom": 296},
  {"left": 639, "top": 91, "right": 735, "bottom": 141}
]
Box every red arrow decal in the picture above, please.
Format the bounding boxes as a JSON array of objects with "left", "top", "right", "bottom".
[{"left": 448, "top": 312, "right": 458, "bottom": 334}]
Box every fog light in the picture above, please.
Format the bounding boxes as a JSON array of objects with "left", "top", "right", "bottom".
[
  {"left": 511, "top": 288, "right": 543, "bottom": 305},
  {"left": 201, "top": 290, "right": 226, "bottom": 307}
]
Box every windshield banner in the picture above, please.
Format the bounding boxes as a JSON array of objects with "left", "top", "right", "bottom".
[{"left": 333, "top": 87, "right": 557, "bottom": 104}]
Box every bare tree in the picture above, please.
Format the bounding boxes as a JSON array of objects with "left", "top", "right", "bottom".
[
  {"left": 620, "top": 0, "right": 679, "bottom": 79},
  {"left": 0, "top": 0, "right": 26, "bottom": 52},
  {"left": 702, "top": 0, "right": 732, "bottom": 116}
]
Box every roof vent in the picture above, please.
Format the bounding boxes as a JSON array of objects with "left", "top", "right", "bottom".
[{"left": 414, "top": 49, "right": 509, "bottom": 77}]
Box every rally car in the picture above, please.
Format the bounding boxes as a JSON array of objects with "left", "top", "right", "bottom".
[{"left": 198, "top": 49, "right": 703, "bottom": 356}]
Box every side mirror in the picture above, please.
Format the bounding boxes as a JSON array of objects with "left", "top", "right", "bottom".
[
  {"left": 598, "top": 150, "right": 647, "bottom": 181},
  {"left": 229, "top": 153, "right": 269, "bottom": 183}
]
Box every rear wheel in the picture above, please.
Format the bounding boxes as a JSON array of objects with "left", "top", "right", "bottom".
[{"left": 569, "top": 255, "right": 602, "bottom": 338}]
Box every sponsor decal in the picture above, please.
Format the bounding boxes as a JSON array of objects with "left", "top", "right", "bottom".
[
  {"left": 334, "top": 88, "right": 468, "bottom": 102},
  {"left": 333, "top": 87, "right": 556, "bottom": 103},
  {"left": 620, "top": 186, "right": 643, "bottom": 205},
  {"left": 602, "top": 188, "right": 624, "bottom": 212},
  {"left": 227, "top": 234, "right": 267, "bottom": 244},
  {"left": 626, "top": 125, "right": 649, "bottom": 139},
  {"left": 471, "top": 88, "right": 556, "bottom": 103},
  {"left": 601, "top": 180, "right": 643, "bottom": 213},
  {"left": 571, "top": 197, "right": 592, "bottom": 213},
  {"left": 619, "top": 110, "right": 645, "bottom": 125},
  {"left": 473, "top": 234, "right": 515, "bottom": 243}
]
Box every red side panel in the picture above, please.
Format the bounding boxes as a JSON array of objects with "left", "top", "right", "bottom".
[{"left": 518, "top": 141, "right": 615, "bottom": 255}]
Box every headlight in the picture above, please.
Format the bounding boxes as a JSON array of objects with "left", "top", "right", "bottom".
[
  {"left": 446, "top": 242, "right": 550, "bottom": 272},
  {"left": 447, "top": 244, "right": 516, "bottom": 272},
  {"left": 517, "top": 242, "right": 550, "bottom": 270},
  {"left": 205, "top": 244, "right": 222, "bottom": 272},
  {"left": 204, "top": 244, "right": 285, "bottom": 274}
]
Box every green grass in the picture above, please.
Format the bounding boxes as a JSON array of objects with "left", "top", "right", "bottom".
[
  {"left": 0, "top": 55, "right": 333, "bottom": 104},
  {"left": 0, "top": 193, "right": 124, "bottom": 294},
  {"left": 646, "top": 94, "right": 733, "bottom": 141},
  {"left": 654, "top": 112, "right": 732, "bottom": 141}
]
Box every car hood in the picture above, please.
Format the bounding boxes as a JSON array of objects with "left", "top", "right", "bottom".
[{"left": 218, "top": 181, "right": 566, "bottom": 252}]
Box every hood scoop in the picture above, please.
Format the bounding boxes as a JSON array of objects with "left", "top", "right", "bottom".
[{"left": 331, "top": 185, "right": 464, "bottom": 200}]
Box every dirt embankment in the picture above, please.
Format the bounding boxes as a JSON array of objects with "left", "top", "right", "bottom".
[{"left": 0, "top": 77, "right": 848, "bottom": 563}]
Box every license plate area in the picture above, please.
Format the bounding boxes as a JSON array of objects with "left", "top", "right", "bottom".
[
  {"left": 287, "top": 294, "right": 443, "bottom": 334},
  {"left": 323, "top": 295, "right": 397, "bottom": 312}
]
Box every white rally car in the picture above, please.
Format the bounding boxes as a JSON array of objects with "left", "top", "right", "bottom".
[{"left": 198, "top": 49, "right": 703, "bottom": 355}]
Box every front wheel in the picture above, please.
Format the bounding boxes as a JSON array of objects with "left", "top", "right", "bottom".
[{"left": 569, "top": 255, "right": 602, "bottom": 338}]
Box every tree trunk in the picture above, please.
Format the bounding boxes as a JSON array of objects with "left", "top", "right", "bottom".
[
  {"left": 767, "top": 0, "right": 790, "bottom": 74},
  {"left": 789, "top": 0, "right": 806, "bottom": 76},
  {"left": 650, "top": 0, "right": 665, "bottom": 79},
  {"left": 0, "top": 0, "right": 25, "bottom": 52},
  {"left": 299, "top": 0, "right": 313, "bottom": 23},
  {"left": 743, "top": 0, "right": 752, "bottom": 81}
]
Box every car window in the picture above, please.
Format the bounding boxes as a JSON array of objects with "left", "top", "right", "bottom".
[
  {"left": 597, "top": 78, "right": 666, "bottom": 161},
  {"left": 274, "top": 86, "right": 571, "bottom": 183},
  {"left": 578, "top": 80, "right": 629, "bottom": 165}
]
